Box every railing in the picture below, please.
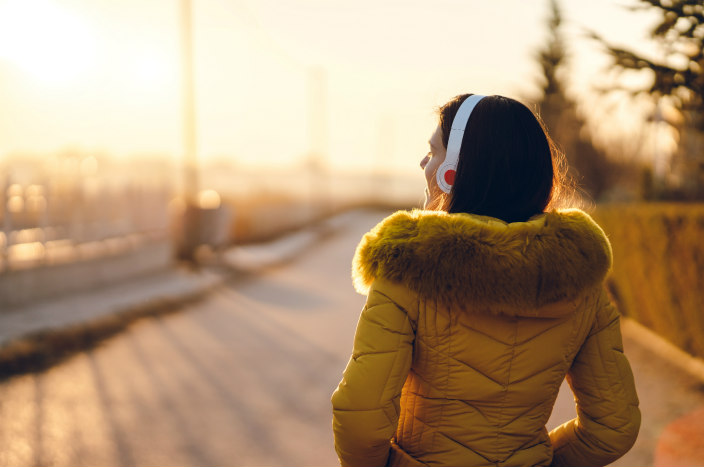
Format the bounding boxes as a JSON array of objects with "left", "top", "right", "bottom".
[
  {"left": 0, "top": 155, "right": 174, "bottom": 308},
  {"left": 1, "top": 155, "right": 172, "bottom": 272}
]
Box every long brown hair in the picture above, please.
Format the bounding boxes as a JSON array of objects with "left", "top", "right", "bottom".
[{"left": 433, "top": 94, "right": 575, "bottom": 222}]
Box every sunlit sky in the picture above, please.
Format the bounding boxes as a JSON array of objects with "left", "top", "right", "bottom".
[{"left": 0, "top": 0, "right": 662, "bottom": 174}]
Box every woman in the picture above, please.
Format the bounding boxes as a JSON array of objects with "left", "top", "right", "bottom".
[{"left": 331, "top": 94, "right": 640, "bottom": 467}]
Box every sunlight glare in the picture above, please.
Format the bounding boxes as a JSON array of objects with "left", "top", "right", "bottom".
[
  {"left": 198, "top": 190, "right": 221, "bottom": 210},
  {"left": 132, "top": 51, "right": 174, "bottom": 86},
  {"left": 0, "top": 0, "right": 96, "bottom": 83}
]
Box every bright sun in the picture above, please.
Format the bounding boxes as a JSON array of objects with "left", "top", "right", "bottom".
[
  {"left": 132, "top": 49, "right": 174, "bottom": 87},
  {"left": 0, "top": 0, "right": 95, "bottom": 84}
]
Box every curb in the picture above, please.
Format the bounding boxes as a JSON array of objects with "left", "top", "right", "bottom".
[
  {"left": 622, "top": 317, "right": 704, "bottom": 385},
  {"left": 219, "top": 210, "right": 358, "bottom": 271},
  {"left": 0, "top": 269, "right": 224, "bottom": 380},
  {"left": 0, "top": 210, "right": 356, "bottom": 381}
]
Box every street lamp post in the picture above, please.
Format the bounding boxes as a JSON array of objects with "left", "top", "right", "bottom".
[
  {"left": 178, "top": 0, "right": 201, "bottom": 261},
  {"left": 307, "top": 66, "right": 330, "bottom": 216},
  {"left": 181, "top": 0, "right": 198, "bottom": 206}
]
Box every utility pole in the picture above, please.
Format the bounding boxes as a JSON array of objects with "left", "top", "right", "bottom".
[
  {"left": 181, "top": 0, "right": 198, "bottom": 206},
  {"left": 307, "top": 66, "right": 329, "bottom": 215},
  {"left": 308, "top": 66, "right": 327, "bottom": 170},
  {"left": 178, "top": 0, "right": 200, "bottom": 260},
  {"left": 375, "top": 114, "right": 395, "bottom": 203}
]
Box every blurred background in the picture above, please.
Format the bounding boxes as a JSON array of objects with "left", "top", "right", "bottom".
[
  {"left": 0, "top": 0, "right": 701, "bottom": 254},
  {"left": 1, "top": 0, "right": 703, "bottom": 465}
]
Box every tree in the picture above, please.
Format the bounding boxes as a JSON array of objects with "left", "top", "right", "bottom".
[
  {"left": 595, "top": 0, "right": 704, "bottom": 198},
  {"left": 535, "top": 0, "right": 577, "bottom": 147},
  {"left": 535, "top": 0, "right": 614, "bottom": 200}
]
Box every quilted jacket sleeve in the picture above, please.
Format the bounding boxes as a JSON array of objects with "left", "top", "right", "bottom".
[
  {"left": 549, "top": 288, "right": 640, "bottom": 467},
  {"left": 331, "top": 279, "right": 417, "bottom": 467}
]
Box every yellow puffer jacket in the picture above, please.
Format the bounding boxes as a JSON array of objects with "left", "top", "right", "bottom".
[{"left": 332, "top": 209, "right": 640, "bottom": 467}]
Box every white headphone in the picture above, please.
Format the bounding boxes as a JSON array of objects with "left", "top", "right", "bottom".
[{"left": 436, "top": 94, "right": 486, "bottom": 194}]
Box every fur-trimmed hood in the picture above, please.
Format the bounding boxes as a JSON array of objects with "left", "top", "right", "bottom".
[{"left": 352, "top": 209, "right": 612, "bottom": 317}]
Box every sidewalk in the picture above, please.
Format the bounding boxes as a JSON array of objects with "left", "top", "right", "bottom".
[
  {"left": 0, "top": 265, "right": 223, "bottom": 377},
  {"left": 1, "top": 208, "right": 703, "bottom": 465},
  {"left": 0, "top": 266, "right": 221, "bottom": 347},
  {"left": 619, "top": 318, "right": 704, "bottom": 467},
  {"left": 0, "top": 210, "right": 358, "bottom": 379}
]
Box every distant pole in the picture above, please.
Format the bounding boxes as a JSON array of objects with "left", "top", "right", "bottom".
[
  {"left": 375, "top": 115, "right": 395, "bottom": 196},
  {"left": 181, "top": 0, "right": 199, "bottom": 205},
  {"left": 307, "top": 66, "right": 329, "bottom": 214},
  {"left": 178, "top": 0, "right": 201, "bottom": 261},
  {"left": 308, "top": 66, "right": 328, "bottom": 168}
]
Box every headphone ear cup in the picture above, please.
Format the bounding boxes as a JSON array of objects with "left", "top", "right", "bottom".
[{"left": 436, "top": 163, "right": 454, "bottom": 194}]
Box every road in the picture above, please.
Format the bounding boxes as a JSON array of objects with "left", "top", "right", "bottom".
[{"left": 0, "top": 209, "right": 703, "bottom": 466}]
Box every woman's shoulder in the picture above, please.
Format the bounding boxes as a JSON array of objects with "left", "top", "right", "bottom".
[{"left": 352, "top": 208, "right": 612, "bottom": 315}]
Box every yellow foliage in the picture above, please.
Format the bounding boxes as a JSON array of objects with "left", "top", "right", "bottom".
[{"left": 594, "top": 203, "right": 704, "bottom": 359}]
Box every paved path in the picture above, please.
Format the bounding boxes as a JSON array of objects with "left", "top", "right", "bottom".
[{"left": 0, "top": 209, "right": 702, "bottom": 466}]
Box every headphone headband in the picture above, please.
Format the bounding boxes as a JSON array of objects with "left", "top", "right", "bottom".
[{"left": 436, "top": 94, "right": 486, "bottom": 194}]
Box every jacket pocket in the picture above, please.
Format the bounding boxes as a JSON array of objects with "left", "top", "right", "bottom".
[{"left": 387, "top": 440, "right": 427, "bottom": 467}]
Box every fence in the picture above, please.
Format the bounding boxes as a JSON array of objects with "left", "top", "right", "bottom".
[{"left": 0, "top": 154, "right": 174, "bottom": 309}]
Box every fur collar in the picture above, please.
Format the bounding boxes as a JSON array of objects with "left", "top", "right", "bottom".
[{"left": 352, "top": 209, "right": 612, "bottom": 317}]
